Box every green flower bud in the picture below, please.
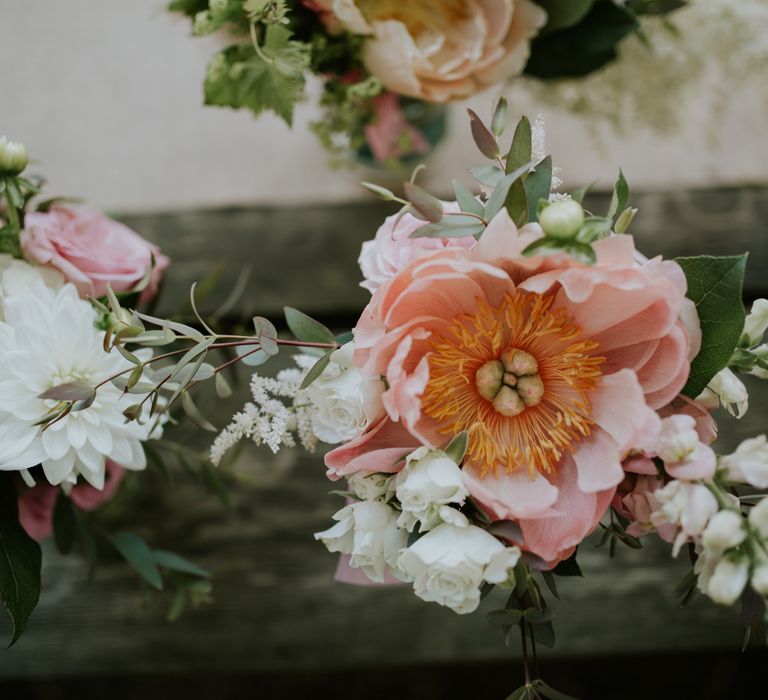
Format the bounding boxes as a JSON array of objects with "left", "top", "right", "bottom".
[
  {"left": 539, "top": 198, "right": 585, "bottom": 240},
  {"left": 0, "top": 136, "right": 28, "bottom": 175}
]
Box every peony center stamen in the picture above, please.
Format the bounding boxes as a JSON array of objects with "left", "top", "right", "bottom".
[
  {"left": 421, "top": 291, "right": 605, "bottom": 477},
  {"left": 475, "top": 349, "right": 545, "bottom": 416}
]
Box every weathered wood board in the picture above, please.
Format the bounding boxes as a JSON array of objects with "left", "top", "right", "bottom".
[{"left": 2, "top": 188, "right": 767, "bottom": 681}]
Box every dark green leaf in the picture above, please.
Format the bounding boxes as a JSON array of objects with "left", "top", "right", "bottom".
[
  {"left": 525, "top": 156, "right": 552, "bottom": 222},
  {"left": 530, "top": 619, "right": 556, "bottom": 648},
  {"left": 552, "top": 550, "right": 583, "bottom": 577},
  {"left": 607, "top": 169, "right": 629, "bottom": 221},
  {"left": 467, "top": 108, "right": 499, "bottom": 160},
  {"left": 541, "top": 570, "right": 559, "bottom": 599},
  {"left": 676, "top": 255, "right": 748, "bottom": 397},
  {"left": 532, "top": 680, "right": 580, "bottom": 700},
  {"left": 110, "top": 531, "right": 163, "bottom": 590},
  {"left": 487, "top": 608, "right": 523, "bottom": 625},
  {"left": 506, "top": 179, "right": 529, "bottom": 228},
  {"left": 506, "top": 117, "right": 532, "bottom": 175},
  {"left": 536, "top": 0, "right": 596, "bottom": 32},
  {"left": 0, "top": 476, "right": 42, "bottom": 645},
  {"left": 284, "top": 307, "right": 336, "bottom": 345},
  {"left": 202, "top": 460, "right": 231, "bottom": 507},
  {"left": 52, "top": 494, "right": 76, "bottom": 555},
  {"left": 153, "top": 550, "right": 210, "bottom": 579},
  {"left": 485, "top": 162, "right": 533, "bottom": 221}
]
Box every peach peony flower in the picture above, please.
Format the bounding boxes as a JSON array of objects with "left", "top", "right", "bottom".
[
  {"left": 358, "top": 201, "right": 475, "bottom": 293},
  {"left": 310, "top": 0, "right": 547, "bottom": 101},
  {"left": 328, "top": 210, "right": 697, "bottom": 565},
  {"left": 21, "top": 206, "right": 169, "bottom": 302},
  {"left": 17, "top": 462, "right": 126, "bottom": 541}
]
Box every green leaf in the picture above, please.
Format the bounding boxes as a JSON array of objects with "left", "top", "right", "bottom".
[
  {"left": 491, "top": 96, "right": 509, "bottom": 138},
  {"left": 506, "top": 179, "right": 529, "bottom": 228},
  {"left": 52, "top": 494, "right": 76, "bottom": 555},
  {"left": 452, "top": 180, "right": 485, "bottom": 217},
  {"left": 38, "top": 380, "right": 94, "bottom": 403},
  {"left": 153, "top": 550, "right": 210, "bottom": 579},
  {"left": 284, "top": 307, "right": 336, "bottom": 345},
  {"left": 541, "top": 570, "right": 559, "bottom": 599},
  {"left": 485, "top": 161, "right": 533, "bottom": 221},
  {"left": 0, "top": 476, "right": 42, "bottom": 645},
  {"left": 252, "top": 316, "right": 279, "bottom": 356},
  {"left": 487, "top": 608, "right": 523, "bottom": 625},
  {"left": 467, "top": 109, "right": 499, "bottom": 160},
  {"left": 204, "top": 26, "right": 310, "bottom": 126},
  {"left": 110, "top": 531, "right": 163, "bottom": 590},
  {"left": 181, "top": 391, "right": 218, "bottom": 432},
  {"left": 443, "top": 431, "right": 468, "bottom": 464},
  {"left": 300, "top": 349, "right": 334, "bottom": 390},
  {"left": 552, "top": 550, "right": 583, "bottom": 577},
  {"left": 410, "top": 220, "right": 486, "bottom": 239},
  {"left": 506, "top": 117, "right": 532, "bottom": 175},
  {"left": 525, "top": 156, "right": 552, "bottom": 222},
  {"left": 362, "top": 182, "right": 398, "bottom": 202},
  {"left": 607, "top": 169, "right": 629, "bottom": 221},
  {"left": 571, "top": 181, "right": 596, "bottom": 204},
  {"left": 676, "top": 255, "right": 748, "bottom": 397},
  {"left": 530, "top": 619, "right": 556, "bottom": 648}
]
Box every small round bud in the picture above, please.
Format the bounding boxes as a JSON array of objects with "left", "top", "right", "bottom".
[
  {"left": 492, "top": 385, "right": 525, "bottom": 417},
  {"left": 475, "top": 360, "right": 504, "bottom": 401},
  {"left": 517, "top": 375, "right": 545, "bottom": 407},
  {"left": 0, "top": 136, "right": 28, "bottom": 175},
  {"left": 501, "top": 349, "right": 538, "bottom": 376},
  {"left": 539, "top": 199, "right": 585, "bottom": 240}
]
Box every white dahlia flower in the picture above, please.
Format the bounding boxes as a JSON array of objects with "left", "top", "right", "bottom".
[{"left": 0, "top": 272, "right": 156, "bottom": 488}]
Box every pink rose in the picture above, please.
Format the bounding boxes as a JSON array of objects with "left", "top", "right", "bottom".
[
  {"left": 613, "top": 473, "right": 665, "bottom": 539},
  {"left": 358, "top": 201, "right": 475, "bottom": 293},
  {"left": 21, "top": 206, "right": 169, "bottom": 301},
  {"left": 364, "top": 92, "right": 430, "bottom": 163},
  {"left": 311, "top": 0, "right": 547, "bottom": 101},
  {"left": 329, "top": 210, "right": 698, "bottom": 565},
  {"left": 17, "top": 462, "right": 126, "bottom": 541}
]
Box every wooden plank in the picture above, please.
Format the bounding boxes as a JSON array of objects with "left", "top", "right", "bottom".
[{"left": 123, "top": 186, "right": 768, "bottom": 320}]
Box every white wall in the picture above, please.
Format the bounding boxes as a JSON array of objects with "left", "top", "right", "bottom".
[{"left": 1, "top": 0, "right": 766, "bottom": 213}]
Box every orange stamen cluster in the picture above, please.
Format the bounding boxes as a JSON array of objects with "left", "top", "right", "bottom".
[{"left": 420, "top": 291, "right": 604, "bottom": 477}]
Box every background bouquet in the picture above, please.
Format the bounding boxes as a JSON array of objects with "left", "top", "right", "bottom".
[{"left": 168, "top": 0, "right": 687, "bottom": 165}]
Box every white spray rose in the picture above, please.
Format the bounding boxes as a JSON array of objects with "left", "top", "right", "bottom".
[
  {"left": 657, "top": 415, "right": 700, "bottom": 464},
  {"left": 394, "top": 447, "right": 468, "bottom": 532},
  {"left": 701, "top": 510, "right": 746, "bottom": 554},
  {"left": 744, "top": 298, "right": 768, "bottom": 346},
  {"left": 307, "top": 342, "right": 368, "bottom": 444},
  {"left": 650, "top": 480, "right": 718, "bottom": 555},
  {"left": 705, "top": 555, "right": 749, "bottom": 605},
  {"left": 397, "top": 513, "right": 520, "bottom": 614},
  {"left": 721, "top": 435, "right": 768, "bottom": 489},
  {"left": 748, "top": 496, "right": 768, "bottom": 539},
  {"left": 751, "top": 557, "right": 768, "bottom": 596},
  {"left": 314, "top": 500, "right": 407, "bottom": 583},
  {"left": 347, "top": 472, "right": 392, "bottom": 501}
]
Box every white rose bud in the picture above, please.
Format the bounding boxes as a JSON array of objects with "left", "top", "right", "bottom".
[
  {"left": 650, "top": 480, "right": 718, "bottom": 556},
  {"left": 314, "top": 500, "right": 407, "bottom": 583},
  {"left": 701, "top": 510, "right": 746, "bottom": 554},
  {"left": 721, "top": 436, "right": 768, "bottom": 489},
  {"left": 347, "top": 472, "right": 391, "bottom": 501},
  {"left": 307, "top": 342, "right": 368, "bottom": 444},
  {"left": 395, "top": 446, "right": 468, "bottom": 532},
  {"left": 744, "top": 299, "right": 768, "bottom": 346},
  {"left": 397, "top": 515, "right": 520, "bottom": 614},
  {"left": 748, "top": 496, "right": 768, "bottom": 539},
  {"left": 657, "top": 414, "right": 699, "bottom": 464},
  {"left": 705, "top": 555, "right": 749, "bottom": 605},
  {"left": 0, "top": 136, "right": 28, "bottom": 175},
  {"left": 702, "top": 368, "right": 748, "bottom": 418}
]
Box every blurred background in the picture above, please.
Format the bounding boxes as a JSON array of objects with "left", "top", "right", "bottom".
[{"left": 1, "top": 1, "right": 768, "bottom": 699}]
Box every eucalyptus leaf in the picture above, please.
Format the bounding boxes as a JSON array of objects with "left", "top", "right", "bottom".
[
  {"left": 235, "top": 344, "right": 271, "bottom": 367},
  {"left": 484, "top": 161, "right": 533, "bottom": 221},
  {"left": 410, "top": 220, "right": 486, "bottom": 239},
  {"left": 467, "top": 108, "right": 499, "bottom": 159},
  {"left": 153, "top": 550, "right": 210, "bottom": 579},
  {"left": 404, "top": 182, "right": 444, "bottom": 223},
  {"left": 506, "top": 179, "right": 529, "bottom": 228},
  {"left": 134, "top": 311, "right": 204, "bottom": 341},
  {"left": 284, "top": 307, "right": 336, "bottom": 345},
  {"left": 361, "top": 181, "right": 398, "bottom": 201},
  {"left": 531, "top": 680, "right": 580, "bottom": 700},
  {"left": 491, "top": 96, "right": 509, "bottom": 138},
  {"left": 470, "top": 165, "right": 504, "bottom": 188},
  {"left": 525, "top": 156, "right": 553, "bottom": 222},
  {"left": 214, "top": 372, "right": 232, "bottom": 398},
  {"left": 607, "top": 169, "right": 629, "bottom": 221},
  {"left": 181, "top": 391, "right": 217, "bottom": 432},
  {"left": 676, "top": 255, "right": 747, "bottom": 397},
  {"left": 110, "top": 531, "right": 163, "bottom": 591},
  {"left": 506, "top": 116, "right": 532, "bottom": 174},
  {"left": 452, "top": 179, "right": 485, "bottom": 217},
  {"left": 252, "top": 316, "right": 279, "bottom": 356},
  {"left": 299, "top": 349, "right": 333, "bottom": 390},
  {"left": 38, "top": 380, "right": 94, "bottom": 403}
]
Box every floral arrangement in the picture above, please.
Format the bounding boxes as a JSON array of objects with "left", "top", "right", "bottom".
[
  {"left": 82, "top": 104, "right": 768, "bottom": 697},
  {"left": 168, "top": 0, "right": 687, "bottom": 164},
  {"left": 0, "top": 138, "right": 212, "bottom": 645}
]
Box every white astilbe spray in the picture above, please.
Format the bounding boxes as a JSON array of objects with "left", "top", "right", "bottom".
[
  {"left": 210, "top": 354, "right": 318, "bottom": 465},
  {"left": 530, "top": 114, "right": 563, "bottom": 193}
]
